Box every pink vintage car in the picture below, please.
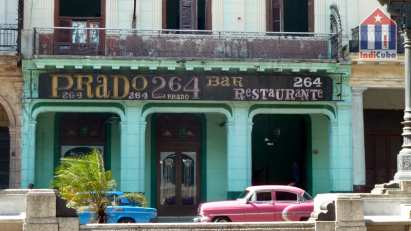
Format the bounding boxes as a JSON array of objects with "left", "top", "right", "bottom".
[{"left": 195, "top": 185, "right": 313, "bottom": 222}]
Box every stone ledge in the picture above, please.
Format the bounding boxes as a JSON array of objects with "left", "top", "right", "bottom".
[
  {"left": 0, "top": 214, "right": 25, "bottom": 223},
  {"left": 81, "top": 222, "right": 315, "bottom": 231},
  {"left": 364, "top": 216, "right": 411, "bottom": 225}
]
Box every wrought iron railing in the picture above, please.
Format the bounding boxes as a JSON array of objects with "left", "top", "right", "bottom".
[
  {"left": 0, "top": 24, "right": 18, "bottom": 52},
  {"left": 33, "top": 27, "right": 339, "bottom": 60}
]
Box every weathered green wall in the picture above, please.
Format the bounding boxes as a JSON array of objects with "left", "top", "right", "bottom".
[
  {"left": 311, "top": 114, "right": 331, "bottom": 196},
  {"left": 34, "top": 112, "right": 55, "bottom": 188},
  {"left": 206, "top": 113, "right": 227, "bottom": 201}
]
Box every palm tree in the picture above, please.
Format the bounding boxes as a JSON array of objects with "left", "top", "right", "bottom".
[{"left": 53, "top": 149, "right": 116, "bottom": 223}]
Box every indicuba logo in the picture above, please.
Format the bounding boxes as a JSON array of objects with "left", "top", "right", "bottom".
[{"left": 359, "top": 8, "right": 397, "bottom": 60}]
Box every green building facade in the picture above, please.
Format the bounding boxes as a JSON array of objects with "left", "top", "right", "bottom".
[
  {"left": 21, "top": 57, "right": 351, "bottom": 215},
  {"left": 21, "top": 0, "right": 352, "bottom": 216}
]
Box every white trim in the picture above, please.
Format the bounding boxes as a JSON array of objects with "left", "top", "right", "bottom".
[
  {"left": 141, "top": 106, "right": 232, "bottom": 120},
  {"left": 248, "top": 107, "right": 336, "bottom": 123},
  {"left": 31, "top": 106, "right": 125, "bottom": 121}
]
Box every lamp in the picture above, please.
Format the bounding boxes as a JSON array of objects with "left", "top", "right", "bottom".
[{"left": 380, "top": 0, "right": 411, "bottom": 181}]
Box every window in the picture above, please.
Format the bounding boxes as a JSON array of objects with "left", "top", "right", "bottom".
[
  {"left": 238, "top": 190, "right": 250, "bottom": 199},
  {"left": 55, "top": 0, "right": 105, "bottom": 54},
  {"left": 59, "top": 0, "right": 101, "bottom": 17},
  {"left": 266, "top": 0, "right": 313, "bottom": 32},
  {"left": 275, "top": 191, "right": 297, "bottom": 201},
  {"left": 163, "top": 0, "right": 212, "bottom": 30},
  {"left": 255, "top": 191, "right": 272, "bottom": 202}
]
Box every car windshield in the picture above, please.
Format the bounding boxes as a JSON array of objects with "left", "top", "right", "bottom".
[
  {"left": 237, "top": 190, "right": 250, "bottom": 199},
  {"left": 303, "top": 192, "right": 313, "bottom": 201}
]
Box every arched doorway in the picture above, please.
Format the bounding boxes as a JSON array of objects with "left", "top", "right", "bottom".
[
  {"left": 154, "top": 113, "right": 203, "bottom": 216},
  {"left": 0, "top": 104, "right": 10, "bottom": 189}
]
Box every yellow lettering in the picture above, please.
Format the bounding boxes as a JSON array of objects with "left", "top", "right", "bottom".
[
  {"left": 95, "top": 75, "right": 108, "bottom": 98},
  {"left": 131, "top": 75, "right": 148, "bottom": 91},
  {"left": 220, "top": 77, "right": 230, "bottom": 87},
  {"left": 207, "top": 76, "right": 220, "bottom": 87},
  {"left": 113, "top": 75, "right": 130, "bottom": 99},
  {"left": 75, "top": 74, "right": 94, "bottom": 98},
  {"left": 232, "top": 77, "right": 243, "bottom": 87},
  {"left": 51, "top": 74, "right": 73, "bottom": 98}
]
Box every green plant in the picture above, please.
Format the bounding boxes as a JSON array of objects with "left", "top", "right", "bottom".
[
  {"left": 53, "top": 149, "right": 116, "bottom": 223},
  {"left": 122, "top": 192, "right": 148, "bottom": 207}
]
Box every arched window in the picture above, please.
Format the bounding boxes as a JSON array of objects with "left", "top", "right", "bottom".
[{"left": 162, "top": 0, "right": 212, "bottom": 30}]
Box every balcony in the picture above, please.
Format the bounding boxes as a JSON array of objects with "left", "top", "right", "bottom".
[
  {"left": 0, "top": 24, "right": 18, "bottom": 53},
  {"left": 33, "top": 27, "right": 339, "bottom": 61}
]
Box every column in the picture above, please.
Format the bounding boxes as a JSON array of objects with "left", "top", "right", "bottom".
[
  {"left": 21, "top": 119, "right": 36, "bottom": 188},
  {"left": 352, "top": 87, "right": 367, "bottom": 192},
  {"left": 226, "top": 106, "right": 251, "bottom": 199},
  {"left": 120, "top": 106, "right": 145, "bottom": 193},
  {"left": 329, "top": 103, "right": 353, "bottom": 192},
  {"left": 136, "top": 119, "right": 147, "bottom": 192},
  {"left": 395, "top": 30, "right": 411, "bottom": 180}
]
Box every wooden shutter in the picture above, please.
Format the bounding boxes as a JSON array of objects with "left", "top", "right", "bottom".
[
  {"left": 205, "top": 0, "right": 212, "bottom": 30},
  {"left": 266, "top": 0, "right": 282, "bottom": 32},
  {"left": 307, "top": 0, "right": 314, "bottom": 32},
  {"left": 180, "top": 0, "right": 197, "bottom": 30}
]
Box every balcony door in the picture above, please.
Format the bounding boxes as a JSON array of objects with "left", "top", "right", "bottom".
[
  {"left": 156, "top": 114, "right": 202, "bottom": 216},
  {"left": 54, "top": 0, "right": 105, "bottom": 55},
  {"left": 266, "top": 0, "right": 314, "bottom": 32},
  {"left": 162, "top": 0, "right": 212, "bottom": 30}
]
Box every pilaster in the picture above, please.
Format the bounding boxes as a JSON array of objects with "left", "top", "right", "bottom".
[
  {"left": 120, "top": 106, "right": 145, "bottom": 193},
  {"left": 351, "top": 87, "right": 367, "bottom": 191},
  {"left": 226, "top": 105, "right": 251, "bottom": 198},
  {"left": 330, "top": 103, "right": 353, "bottom": 192},
  {"left": 21, "top": 119, "right": 36, "bottom": 188}
]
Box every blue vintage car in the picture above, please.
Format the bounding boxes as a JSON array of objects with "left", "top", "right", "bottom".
[{"left": 78, "top": 191, "right": 157, "bottom": 224}]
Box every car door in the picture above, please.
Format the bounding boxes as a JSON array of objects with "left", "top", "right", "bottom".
[
  {"left": 273, "top": 190, "right": 299, "bottom": 221},
  {"left": 243, "top": 190, "right": 276, "bottom": 222}
]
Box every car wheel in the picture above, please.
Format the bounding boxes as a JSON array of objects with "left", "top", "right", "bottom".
[
  {"left": 213, "top": 217, "right": 230, "bottom": 222},
  {"left": 118, "top": 217, "right": 136, "bottom": 223}
]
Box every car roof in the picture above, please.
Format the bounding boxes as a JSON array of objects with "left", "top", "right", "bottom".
[{"left": 246, "top": 185, "right": 305, "bottom": 194}]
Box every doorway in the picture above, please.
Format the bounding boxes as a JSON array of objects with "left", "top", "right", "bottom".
[
  {"left": 156, "top": 114, "right": 202, "bottom": 216},
  {"left": 0, "top": 127, "right": 9, "bottom": 189},
  {"left": 163, "top": 0, "right": 211, "bottom": 30},
  {"left": 252, "top": 114, "right": 310, "bottom": 191}
]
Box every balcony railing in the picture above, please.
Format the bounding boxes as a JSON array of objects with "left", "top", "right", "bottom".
[
  {"left": 33, "top": 27, "right": 339, "bottom": 61},
  {"left": 0, "top": 24, "right": 18, "bottom": 52}
]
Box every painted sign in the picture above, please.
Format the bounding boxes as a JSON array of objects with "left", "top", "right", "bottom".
[
  {"left": 359, "top": 8, "right": 397, "bottom": 60},
  {"left": 38, "top": 73, "right": 334, "bottom": 101}
]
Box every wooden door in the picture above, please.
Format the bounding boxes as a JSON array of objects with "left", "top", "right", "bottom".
[{"left": 156, "top": 114, "right": 201, "bottom": 216}]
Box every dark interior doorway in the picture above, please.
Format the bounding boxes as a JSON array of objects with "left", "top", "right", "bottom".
[
  {"left": 266, "top": 0, "right": 312, "bottom": 32},
  {"left": 163, "top": 0, "right": 211, "bottom": 30},
  {"left": 252, "top": 114, "right": 310, "bottom": 191},
  {"left": 56, "top": 113, "right": 114, "bottom": 170},
  {"left": 0, "top": 127, "right": 9, "bottom": 189},
  {"left": 365, "top": 109, "right": 402, "bottom": 191}
]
